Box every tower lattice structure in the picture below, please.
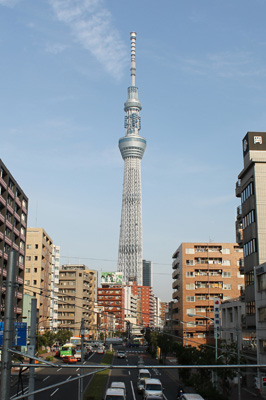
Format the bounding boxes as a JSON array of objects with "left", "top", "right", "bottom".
[{"left": 117, "top": 32, "right": 146, "bottom": 286}]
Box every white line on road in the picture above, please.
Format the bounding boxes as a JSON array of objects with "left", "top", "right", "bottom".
[
  {"left": 43, "top": 375, "right": 50, "bottom": 381},
  {"left": 57, "top": 367, "right": 62, "bottom": 372},
  {"left": 50, "top": 388, "right": 59, "bottom": 396},
  {"left": 76, "top": 368, "right": 80, "bottom": 372},
  {"left": 130, "top": 380, "right": 136, "bottom": 400},
  {"left": 66, "top": 376, "right": 72, "bottom": 381},
  {"left": 128, "top": 370, "right": 131, "bottom": 375},
  {"left": 11, "top": 387, "right": 29, "bottom": 399}
]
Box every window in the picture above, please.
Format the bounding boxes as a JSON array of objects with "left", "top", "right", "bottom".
[
  {"left": 223, "top": 272, "right": 231, "bottom": 278},
  {"left": 221, "top": 248, "right": 230, "bottom": 254},
  {"left": 34, "top": 268, "right": 37, "bottom": 273},
  {"left": 186, "top": 272, "right": 194, "bottom": 277},
  {"left": 222, "top": 260, "right": 231, "bottom": 266},
  {"left": 258, "top": 307, "right": 266, "bottom": 322},
  {"left": 25, "top": 280, "right": 30, "bottom": 285},
  {"left": 186, "top": 296, "right": 195, "bottom": 302},
  {"left": 33, "top": 280, "right": 37, "bottom": 285},
  {"left": 26, "top": 256, "right": 31, "bottom": 261},
  {"left": 186, "top": 284, "right": 195, "bottom": 290},
  {"left": 35, "top": 244, "right": 38, "bottom": 249},
  {"left": 185, "top": 248, "right": 195, "bottom": 254},
  {"left": 258, "top": 274, "right": 266, "bottom": 291},
  {"left": 186, "top": 260, "right": 195, "bottom": 266},
  {"left": 198, "top": 333, "right": 206, "bottom": 338},
  {"left": 34, "top": 256, "right": 38, "bottom": 261},
  {"left": 26, "top": 268, "right": 30, "bottom": 273},
  {"left": 246, "top": 301, "right": 255, "bottom": 315},
  {"left": 223, "top": 284, "right": 232, "bottom": 290},
  {"left": 186, "top": 308, "right": 195, "bottom": 315}
]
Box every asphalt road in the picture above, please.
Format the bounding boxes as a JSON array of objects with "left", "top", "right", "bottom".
[{"left": 10, "top": 346, "right": 179, "bottom": 400}]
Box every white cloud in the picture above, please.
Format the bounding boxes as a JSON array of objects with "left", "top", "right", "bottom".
[{"left": 49, "top": 0, "right": 127, "bottom": 80}]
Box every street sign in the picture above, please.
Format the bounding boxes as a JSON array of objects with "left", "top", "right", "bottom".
[{"left": 0, "top": 322, "right": 27, "bottom": 346}]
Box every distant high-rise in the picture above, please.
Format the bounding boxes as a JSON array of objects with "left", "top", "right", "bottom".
[
  {"left": 143, "top": 259, "right": 153, "bottom": 287},
  {"left": 117, "top": 32, "right": 146, "bottom": 285}
]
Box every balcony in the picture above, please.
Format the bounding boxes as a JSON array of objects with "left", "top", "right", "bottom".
[
  {"left": 172, "top": 280, "right": 179, "bottom": 289},
  {"left": 172, "top": 291, "right": 179, "bottom": 300},
  {"left": 172, "top": 269, "right": 179, "bottom": 279},
  {"left": 235, "top": 180, "right": 242, "bottom": 197},
  {"left": 172, "top": 258, "right": 179, "bottom": 269}
]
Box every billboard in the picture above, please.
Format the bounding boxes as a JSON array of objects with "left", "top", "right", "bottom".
[{"left": 101, "top": 272, "right": 123, "bottom": 285}]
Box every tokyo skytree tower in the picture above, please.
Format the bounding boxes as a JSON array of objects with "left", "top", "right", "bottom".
[{"left": 117, "top": 32, "right": 146, "bottom": 286}]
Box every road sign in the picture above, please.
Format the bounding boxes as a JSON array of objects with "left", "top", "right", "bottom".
[
  {"left": 213, "top": 298, "right": 220, "bottom": 339},
  {"left": 0, "top": 322, "right": 27, "bottom": 346}
]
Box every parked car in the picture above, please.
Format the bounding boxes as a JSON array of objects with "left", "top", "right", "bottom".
[
  {"left": 117, "top": 350, "right": 126, "bottom": 359},
  {"left": 143, "top": 378, "right": 163, "bottom": 400}
]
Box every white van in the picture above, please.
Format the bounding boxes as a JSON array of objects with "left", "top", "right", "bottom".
[
  {"left": 104, "top": 388, "right": 126, "bottom": 400},
  {"left": 143, "top": 378, "right": 163, "bottom": 400},
  {"left": 179, "top": 395, "right": 205, "bottom": 400},
  {"left": 138, "top": 369, "right": 151, "bottom": 380}
]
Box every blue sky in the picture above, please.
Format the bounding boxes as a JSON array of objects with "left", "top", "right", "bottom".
[{"left": 1, "top": 0, "right": 266, "bottom": 301}]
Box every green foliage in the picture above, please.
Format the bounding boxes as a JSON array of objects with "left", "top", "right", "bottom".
[
  {"left": 84, "top": 351, "right": 113, "bottom": 400},
  {"left": 157, "top": 333, "right": 173, "bottom": 364},
  {"left": 45, "top": 356, "right": 54, "bottom": 361},
  {"left": 55, "top": 329, "right": 72, "bottom": 345}
]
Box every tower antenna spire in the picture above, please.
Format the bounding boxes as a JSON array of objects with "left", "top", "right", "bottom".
[{"left": 130, "top": 32, "right": 137, "bottom": 86}]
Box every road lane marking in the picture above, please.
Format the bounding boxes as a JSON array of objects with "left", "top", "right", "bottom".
[
  {"left": 43, "top": 375, "right": 50, "bottom": 381},
  {"left": 11, "top": 387, "right": 29, "bottom": 399},
  {"left": 130, "top": 380, "right": 136, "bottom": 400},
  {"left": 128, "top": 370, "right": 131, "bottom": 375},
  {"left": 76, "top": 368, "right": 80, "bottom": 372},
  {"left": 57, "top": 368, "right": 62, "bottom": 372},
  {"left": 50, "top": 388, "right": 59, "bottom": 396},
  {"left": 66, "top": 376, "right": 72, "bottom": 381}
]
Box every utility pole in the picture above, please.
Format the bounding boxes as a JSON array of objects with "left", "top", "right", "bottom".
[
  {"left": 28, "top": 297, "right": 37, "bottom": 400},
  {"left": 79, "top": 318, "right": 85, "bottom": 400},
  {"left": 0, "top": 250, "right": 18, "bottom": 400}
]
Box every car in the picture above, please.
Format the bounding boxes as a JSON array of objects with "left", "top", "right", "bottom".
[
  {"left": 98, "top": 347, "right": 105, "bottom": 354},
  {"left": 104, "top": 388, "right": 126, "bottom": 400},
  {"left": 137, "top": 378, "right": 146, "bottom": 393},
  {"left": 143, "top": 378, "right": 163, "bottom": 400},
  {"left": 110, "top": 382, "right": 126, "bottom": 394},
  {"left": 62, "top": 356, "right": 77, "bottom": 364},
  {"left": 138, "top": 369, "right": 151, "bottom": 380},
  {"left": 179, "top": 395, "right": 205, "bottom": 400},
  {"left": 117, "top": 351, "right": 126, "bottom": 359}
]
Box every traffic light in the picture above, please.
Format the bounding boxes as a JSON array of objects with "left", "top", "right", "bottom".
[
  {"left": 254, "top": 376, "right": 259, "bottom": 389},
  {"left": 262, "top": 377, "right": 266, "bottom": 387}
]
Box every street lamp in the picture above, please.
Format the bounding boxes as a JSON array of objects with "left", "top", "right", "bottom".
[{"left": 188, "top": 313, "right": 218, "bottom": 389}]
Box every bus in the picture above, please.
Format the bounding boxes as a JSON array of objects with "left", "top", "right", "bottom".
[
  {"left": 60, "top": 343, "right": 76, "bottom": 358},
  {"left": 70, "top": 336, "right": 81, "bottom": 346}
]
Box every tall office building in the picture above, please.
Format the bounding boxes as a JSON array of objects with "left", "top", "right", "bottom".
[
  {"left": 143, "top": 259, "right": 153, "bottom": 287},
  {"left": 117, "top": 32, "right": 146, "bottom": 285},
  {"left": 0, "top": 160, "right": 28, "bottom": 320},
  {"left": 172, "top": 242, "right": 244, "bottom": 347}
]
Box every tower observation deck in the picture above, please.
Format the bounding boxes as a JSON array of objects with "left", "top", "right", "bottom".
[{"left": 117, "top": 32, "right": 146, "bottom": 285}]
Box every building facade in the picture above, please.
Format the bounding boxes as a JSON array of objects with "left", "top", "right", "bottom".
[
  {"left": 130, "top": 281, "right": 154, "bottom": 328},
  {"left": 172, "top": 242, "right": 244, "bottom": 347},
  {"left": 58, "top": 264, "right": 96, "bottom": 336},
  {"left": 97, "top": 285, "right": 125, "bottom": 332},
  {"left": 0, "top": 159, "right": 28, "bottom": 320},
  {"left": 117, "top": 32, "right": 146, "bottom": 285},
  {"left": 143, "top": 259, "right": 153, "bottom": 287},
  {"left": 24, "top": 228, "right": 53, "bottom": 330},
  {"left": 50, "top": 245, "right": 60, "bottom": 331}
]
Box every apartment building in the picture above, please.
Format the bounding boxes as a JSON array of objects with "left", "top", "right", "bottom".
[
  {"left": 58, "top": 264, "right": 96, "bottom": 336},
  {"left": 50, "top": 245, "right": 60, "bottom": 331},
  {"left": 24, "top": 228, "right": 53, "bottom": 330},
  {"left": 172, "top": 243, "right": 244, "bottom": 347},
  {"left": 235, "top": 132, "right": 266, "bottom": 395},
  {"left": 130, "top": 281, "right": 155, "bottom": 327},
  {"left": 97, "top": 285, "right": 125, "bottom": 332},
  {"left": 0, "top": 159, "right": 28, "bottom": 320}
]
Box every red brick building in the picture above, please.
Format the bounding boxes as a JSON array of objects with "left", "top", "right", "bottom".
[
  {"left": 130, "top": 281, "right": 154, "bottom": 327},
  {"left": 97, "top": 286, "right": 125, "bottom": 331}
]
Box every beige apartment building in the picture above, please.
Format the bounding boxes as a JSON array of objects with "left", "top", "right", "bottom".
[
  {"left": 172, "top": 243, "right": 244, "bottom": 347},
  {"left": 24, "top": 228, "right": 53, "bottom": 330},
  {"left": 58, "top": 264, "right": 97, "bottom": 337}
]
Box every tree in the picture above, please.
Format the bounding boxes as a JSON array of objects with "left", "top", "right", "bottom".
[
  {"left": 55, "top": 329, "right": 72, "bottom": 345},
  {"left": 157, "top": 333, "right": 173, "bottom": 364}
]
